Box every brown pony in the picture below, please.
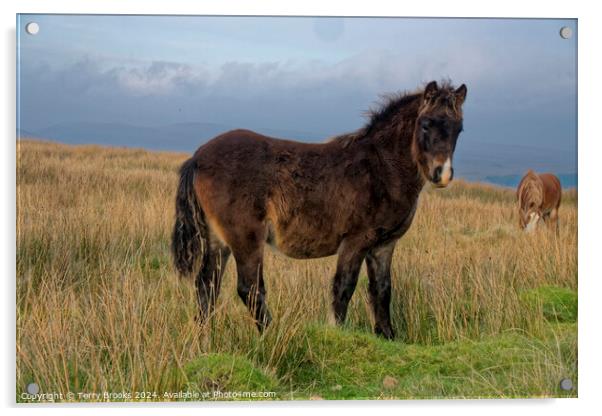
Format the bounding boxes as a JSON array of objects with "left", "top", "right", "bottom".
[
  {"left": 171, "top": 80, "right": 467, "bottom": 339},
  {"left": 517, "top": 170, "right": 562, "bottom": 233}
]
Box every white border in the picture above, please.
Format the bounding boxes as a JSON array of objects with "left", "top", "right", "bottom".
[{"left": 3, "top": 1, "right": 600, "bottom": 415}]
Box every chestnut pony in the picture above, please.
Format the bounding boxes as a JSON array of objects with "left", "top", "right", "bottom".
[
  {"left": 172, "top": 81, "right": 467, "bottom": 339},
  {"left": 517, "top": 170, "right": 562, "bottom": 233}
]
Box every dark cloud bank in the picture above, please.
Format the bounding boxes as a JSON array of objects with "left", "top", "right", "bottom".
[{"left": 18, "top": 53, "right": 577, "bottom": 186}]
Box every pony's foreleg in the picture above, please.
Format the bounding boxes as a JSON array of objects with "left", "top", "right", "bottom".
[
  {"left": 332, "top": 244, "right": 366, "bottom": 325},
  {"left": 195, "top": 244, "right": 231, "bottom": 323},
  {"left": 234, "top": 248, "right": 272, "bottom": 332},
  {"left": 366, "top": 240, "right": 397, "bottom": 339}
]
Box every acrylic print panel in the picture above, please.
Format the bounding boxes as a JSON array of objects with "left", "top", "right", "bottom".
[{"left": 16, "top": 15, "right": 577, "bottom": 402}]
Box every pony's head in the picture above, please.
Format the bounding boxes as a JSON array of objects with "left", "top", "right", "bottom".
[
  {"left": 521, "top": 210, "right": 541, "bottom": 233},
  {"left": 412, "top": 81, "right": 467, "bottom": 188},
  {"left": 517, "top": 170, "right": 544, "bottom": 232}
]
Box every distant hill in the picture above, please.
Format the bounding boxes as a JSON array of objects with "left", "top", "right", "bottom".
[
  {"left": 20, "top": 122, "right": 327, "bottom": 153},
  {"left": 485, "top": 173, "right": 577, "bottom": 189},
  {"left": 17, "top": 121, "right": 576, "bottom": 186},
  {"left": 17, "top": 128, "right": 38, "bottom": 138},
  {"left": 453, "top": 140, "right": 576, "bottom": 185}
]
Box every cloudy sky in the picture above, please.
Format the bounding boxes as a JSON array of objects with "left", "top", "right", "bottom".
[{"left": 17, "top": 15, "right": 577, "bottom": 178}]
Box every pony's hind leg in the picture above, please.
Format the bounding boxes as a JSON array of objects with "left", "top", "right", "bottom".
[
  {"left": 195, "top": 238, "right": 231, "bottom": 324},
  {"left": 233, "top": 245, "right": 272, "bottom": 332},
  {"left": 365, "top": 240, "right": 396, "bottom": 339}
]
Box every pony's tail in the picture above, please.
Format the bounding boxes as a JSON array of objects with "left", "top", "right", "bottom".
[{"left": 171, "top": 157, "right": 207, "bottom": 277}]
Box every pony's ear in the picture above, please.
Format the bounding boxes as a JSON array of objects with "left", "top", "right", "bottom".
[
  {"left": 454, "top": 84, "right": 467, "bottom": 106},
  {"left": 424, "top": 81, "right": 438, "bottom": 100}
]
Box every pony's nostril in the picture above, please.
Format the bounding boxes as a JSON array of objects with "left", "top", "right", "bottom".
[
  {"left": 433, "top": 166, "right": 442, "bottom": 183},
  {"left": 450, "top": 167, "right": 454, "bottom": 181}
]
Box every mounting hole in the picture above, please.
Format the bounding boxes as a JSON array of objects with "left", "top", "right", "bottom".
[
  {"left": 559, "top": 378, "right": 573, "bottom": 391},
  {"left": 25, "top": 22, "right": 39, "bottom": 35},
  {"left": 559, "top": 26, "right": 572, "bottom": 39},
  {"left": 26, "top": 382, "right": 40, "bottom": 395}
]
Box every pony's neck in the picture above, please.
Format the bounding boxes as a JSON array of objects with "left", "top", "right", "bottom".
[{"left": 365, "top": 99, "right": 425, "bottom": 190}]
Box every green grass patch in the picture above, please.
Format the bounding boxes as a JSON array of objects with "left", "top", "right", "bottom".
[
  {"left": 521, "top": 286, "right": 577, "bottom": 323},
  {"left": 283, "top": 323, "right": 577, "bottom": 399},
  {"left": 184, "top": 353, "right": 279, "bottom": 400},
  {"left": 180, "top": 322, "right": 577, "bottom": 400}
]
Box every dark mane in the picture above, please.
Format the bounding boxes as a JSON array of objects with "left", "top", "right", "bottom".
[
  {"left": 363, "top": 91, "right": 422, "bottom": 136},
  {"left": 328, "top": 91, "right": 420, "bottom": 148},
  {"left": 329, "top": 81, "right": 460, "bottom": 148},
  {"left": 365, "top": 80, "right": 461, "bottom": 135}
]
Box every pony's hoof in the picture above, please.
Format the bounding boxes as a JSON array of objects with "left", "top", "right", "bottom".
[
  {"left": 194, "top": 313, "right": 208, "bottom": 326},
  {"left": 255, "top": 315, "right": 272, "bottom": 333},
  {"left": 375, "top": 326, "right": 395, "bottom": 340}
]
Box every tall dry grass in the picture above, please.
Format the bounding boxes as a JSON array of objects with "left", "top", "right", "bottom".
[{"left": 16, "top": 139, "right": 577, "bottom": 398}]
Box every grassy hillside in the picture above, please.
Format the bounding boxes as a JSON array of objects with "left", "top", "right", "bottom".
[{"left": 16, "top": 140, "right": 577, "bottom": 401}]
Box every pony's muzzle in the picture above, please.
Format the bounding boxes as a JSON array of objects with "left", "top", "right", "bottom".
[
  {"left": 432, "top": 158, "right": 453, "bottom": 187},
  {"left": 525, "top": 212, "right": 540, "bottom": 233}
]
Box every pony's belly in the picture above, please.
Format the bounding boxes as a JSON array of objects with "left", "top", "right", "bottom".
[
  {"left": 268, "top": 236, "right": 340, "bottom": 259},
  {"left": 266, "top": 222, "right": 341, "bottom": 259}
]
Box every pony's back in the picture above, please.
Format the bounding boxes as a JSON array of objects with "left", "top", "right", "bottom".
[{"left": 539, "top": 173, "right": 562, "bottom": 209}]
